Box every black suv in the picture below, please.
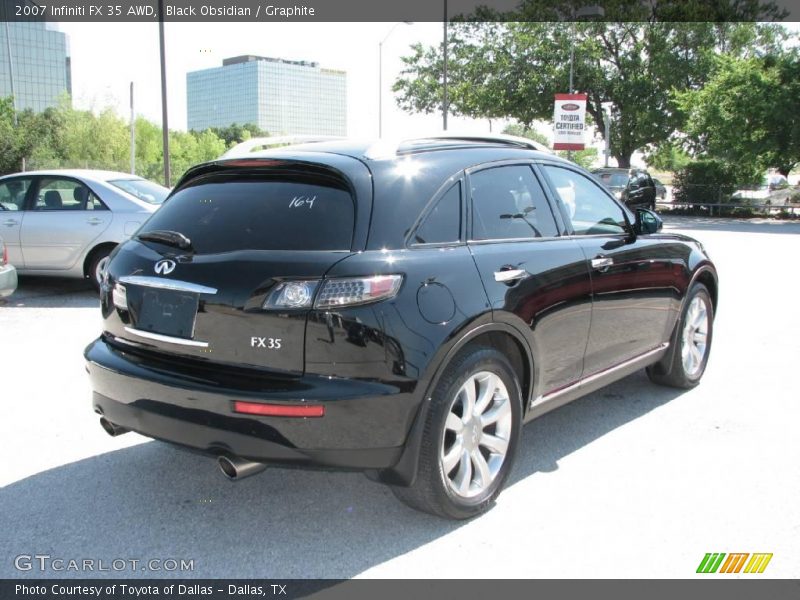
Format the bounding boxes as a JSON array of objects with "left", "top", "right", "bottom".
[
  {"left": 85, "top": 135, "right": 717, "bottom": 519},
  {"left": 592, "top": 167, "right": 658, "bottom": 210}
]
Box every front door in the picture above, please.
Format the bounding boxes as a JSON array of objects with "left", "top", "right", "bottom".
[
  {"left": 540, "top": 164, "right": 674, "bottom": 377},
  {"left": 0, "top": 177, "right": 34, "bottom": 268}
]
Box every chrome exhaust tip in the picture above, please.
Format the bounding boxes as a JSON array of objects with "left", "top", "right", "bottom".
[
  {"left": 217, "top": 455, "right": 268, "bottom": 481},
  {"left": 99, "top": 417, "right": 129, "bottom": 437}
]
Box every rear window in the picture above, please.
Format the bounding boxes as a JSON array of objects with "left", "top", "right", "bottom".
[
  {"left": 109, "top": 179, "right": 169, "bottom": 204},
  {"left": 138, "top": 173, "right": 354, "bottom": 253}
]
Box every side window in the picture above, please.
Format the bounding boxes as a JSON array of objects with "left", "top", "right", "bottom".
[
  {"left": 35, "top": 178, "right": 99, "bottom": 211},
  {"left": 0, "top": 179, "right": 32, "bottom": 211},
  {"left": 413, "top": 182, "right": 461, "bottom": 245},
  {"left": 470, "top": 165, "right": 559, "bottom": 240},
  {"left": 543, "top": 166, "right": 628, "bottom": 236}
]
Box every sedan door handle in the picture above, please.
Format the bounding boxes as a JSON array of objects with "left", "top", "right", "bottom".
[
  {"left": 2, "top": 219, "right": 18, "bottom": 227},
  {"left": 591, "top": 256, "right": 614, "bottom": 270},
  {"left": 494, "top": 268, "right": 527, "bottom": 283},
  {"left": 86, "top": 218, "right": 104, "bottom": 225}
]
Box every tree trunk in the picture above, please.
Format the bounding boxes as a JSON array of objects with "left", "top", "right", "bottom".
[
  {"left": 614, "top": 153, "right": 633, "bottom": 168},
  {"left": 777, "top": 165, "right": 792, "bottom": 177}
]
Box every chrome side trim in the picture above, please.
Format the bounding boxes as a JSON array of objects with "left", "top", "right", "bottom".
[
  {"left": 123, "top": 327, "right": 209, "bottom": 348},
  {"left": 531, "top": 342, "right": 669, "bottom": 409},
  {"left": 118, "top": 275, "right": 217, "bottom": 295}
]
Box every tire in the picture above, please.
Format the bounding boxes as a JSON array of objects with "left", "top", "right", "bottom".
[
  {"left": 87, "top": 246, "right": 113, "bottom": 292},
  {"left": 392, "top": 346, "right": 523, "bottom": 519},
  {"left": 647, "top": 283, "right": 713, "bottom": 388}
]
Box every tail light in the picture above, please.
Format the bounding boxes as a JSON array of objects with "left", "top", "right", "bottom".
[
  {"left": 263, "top": 275, "right": 402, "bottom": 310},
  {"left": 1, "top": 241, "right": 7, "bottom": 266}
]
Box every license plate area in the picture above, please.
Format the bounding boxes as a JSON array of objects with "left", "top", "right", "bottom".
[{"left": 128, "top": 287, "right": 199, "bottom": 340}]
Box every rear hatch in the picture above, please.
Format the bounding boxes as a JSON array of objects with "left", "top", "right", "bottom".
[{"left": 101, "top": 159, "right": 368, "bottom": 377}]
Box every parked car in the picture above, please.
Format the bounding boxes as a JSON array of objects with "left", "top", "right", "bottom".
[
  {"left": 592, "top": 167, "right": 658, "bottom": 210},
  {"left": 0, "top": 235, "right": 17, "bottom": 298},
  {"left": 0, "top": 170, "right": 168, "bottom": 290},
  {"left": 653, "top": 177, "right": 667, "bottom": 201},
  {"left": 85, "top": 135, "right": 718, "bottom": 519}
]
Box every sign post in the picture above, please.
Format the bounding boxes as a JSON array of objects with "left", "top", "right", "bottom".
[{"left": 553, "top": 93, "right": 588, "bottom": 152}]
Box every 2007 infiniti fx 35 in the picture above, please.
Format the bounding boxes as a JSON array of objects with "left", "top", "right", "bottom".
[{"left": 85, "top": 134, "right": 717, "bottom": 519}]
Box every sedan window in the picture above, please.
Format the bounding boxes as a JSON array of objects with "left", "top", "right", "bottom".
[
  {"left": 544, "top": 166, "right": 628, "bottom": 236},
  {"left": 0, "top": 179, "right": 32, "bottom": 211},
  {"left": 34, "top": 178, "right": 103, "bottom": 211}
]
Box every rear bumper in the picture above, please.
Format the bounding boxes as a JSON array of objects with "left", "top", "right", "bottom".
[
  {"left": 0, "top": 264, "right": 17, "bottom": 298},
  {"left": 84, "top": 337, "right": 420, "bottom": 469}
]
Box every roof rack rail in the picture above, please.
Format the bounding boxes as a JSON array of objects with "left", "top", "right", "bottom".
[
  {"left": 220, "top": 135, "right": 345, "bottom": 159},
  {"left": 364, "top": 132, "right": 553, "bottom": 159}
]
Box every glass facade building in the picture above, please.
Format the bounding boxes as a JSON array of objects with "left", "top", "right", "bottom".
[
  {"left": 0, "top": 21, "right": 72, "bottom": 112},
  {"left": 187, "top": 55, "right": 347, "bottom": 136}
]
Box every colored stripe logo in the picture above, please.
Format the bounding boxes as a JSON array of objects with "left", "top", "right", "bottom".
[{"left": 697, "top": 553, "right": 772, "bottom": 573}]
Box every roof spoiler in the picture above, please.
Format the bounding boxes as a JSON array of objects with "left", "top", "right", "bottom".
[{"left": 220, "top": 135, "right": 346, "bottom": 159}]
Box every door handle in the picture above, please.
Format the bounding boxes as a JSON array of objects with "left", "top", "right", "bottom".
[
  {"left": 591, "top": 256, "right": 614, "bottom": 270},
  {"left": 494, "top": 268, "right": 526, "bottom": 283},
  {"left": 2, "top": 219, "right": 18, "bottom": 227},
  {"left": 87, "top": 218, "right": 104, "bottom": 225}
]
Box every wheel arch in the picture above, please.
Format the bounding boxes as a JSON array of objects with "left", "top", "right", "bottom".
[
  {"left": 371, "top": 321, "right": 535, "bottom": 487},
  {"left": 83, "top": 242, "right": 118, "bottom": 279}
]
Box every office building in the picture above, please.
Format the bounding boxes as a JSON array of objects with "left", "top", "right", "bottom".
[
  {"left": 0, "top": 21, "right": 72, "bottom": 112},
  {"left": 187, "top": 55, "right": 346, "bottom": 136}
]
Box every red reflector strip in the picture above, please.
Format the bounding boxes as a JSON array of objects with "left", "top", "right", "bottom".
[{"left": 233, "top": 401, "right": 324, "bottom": 418}]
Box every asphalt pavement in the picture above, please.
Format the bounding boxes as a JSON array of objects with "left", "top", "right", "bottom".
[{"left": 1, "top": 215, "right": 798, "bottom": 579}]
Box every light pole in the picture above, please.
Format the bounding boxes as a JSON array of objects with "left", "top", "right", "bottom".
[
  {"left": 158, "top": 0, "right": 170, "bottom": 186},
  {"left": 378, "top": 21, "right": 412, "bottom": 138},
  {"left": 130, "top": 82, "right": 135, "bottom": 175},
  {"left": 443, "top": 0, "right": 448, "bottom": 131},
  {"left": 602, "top": 102, "right": 612, "bottom": 167}
]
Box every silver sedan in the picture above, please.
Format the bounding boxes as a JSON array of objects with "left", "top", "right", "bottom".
[
  {"left": 0, "top": 234, "right": 17, "bottom": 298},
  {"left": 0, "top": 170, "right": 167, "bottom": 290}
]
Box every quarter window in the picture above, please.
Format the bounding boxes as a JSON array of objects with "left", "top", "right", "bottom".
[
  {"left": 470, "top": 165, "right": 559, "bottom": 240},
  {"left": 413, "top": 182, "right": 461, "bottom": 244},
  {"left": 543, "top": 166, "right": 628, "bottom": 236}
]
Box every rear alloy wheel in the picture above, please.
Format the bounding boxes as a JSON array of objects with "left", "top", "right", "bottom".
[
  {"left": 88, "top": 247, "right": 113, "bottom": 292},
  {"left": 392, "top": 347, "right": 522, "bottom": 519},
  {"left": 647, "top": 283, "right": 713, "bottom": 388}
]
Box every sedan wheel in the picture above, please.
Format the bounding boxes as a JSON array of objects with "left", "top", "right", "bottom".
[{"left": 681, "top": 296, "right": 709, "bottom": 378}]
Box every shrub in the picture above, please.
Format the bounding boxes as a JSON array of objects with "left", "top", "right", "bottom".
[{"left": 672, "top": 160, "right": 738, "bottom": 205}]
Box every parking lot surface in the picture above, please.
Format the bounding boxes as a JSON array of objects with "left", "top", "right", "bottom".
[{"left": 1, "top": 215, "right": 798, "bottom": 579}]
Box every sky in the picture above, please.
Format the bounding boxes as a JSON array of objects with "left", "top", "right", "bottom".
[{"left": 57, "top": 21, "right": 513, "bottom": 140}]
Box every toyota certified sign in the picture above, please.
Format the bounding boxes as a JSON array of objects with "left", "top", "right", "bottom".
[{"left": 553, "top": 93, "right": 588, "bottom": 151}]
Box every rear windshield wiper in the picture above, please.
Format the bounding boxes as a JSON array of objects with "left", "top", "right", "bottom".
[{"left": 136, "top": 229, "right": 193, "bottom": 251}]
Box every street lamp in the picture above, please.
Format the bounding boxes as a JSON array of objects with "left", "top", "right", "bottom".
[
  {"left": 378, "top": 21, "right": 412, "bottom": 138},
  {"left": 566, "top": 5, "right": 604, "bottom": 160},
  {"left": 602, "top": 102, "right": 613, "bottom": 167},
  {"left": 158, "top": 0, "right": 170, "bottom": 186}
]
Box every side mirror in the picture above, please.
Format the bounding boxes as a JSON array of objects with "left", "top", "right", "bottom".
[{"left": 636, "top": 208, "right": 662, "bottom": 234}]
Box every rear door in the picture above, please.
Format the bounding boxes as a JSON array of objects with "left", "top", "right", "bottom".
[
  {"left": 103, "top": 160, "right": 369, "bottom": 376},
  {"left": 466, "top": 162, "right": 592, "bottom": 395},
  {"left": 20, "top": 176, "right": 112, "bottom": 270},
  {"left": 0, "top": 177, "right": 34, "bottom": 268},
  {"left": 540, "top": 164, "right": 674, "bottom": 376}
]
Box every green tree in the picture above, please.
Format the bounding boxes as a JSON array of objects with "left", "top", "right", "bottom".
[
  {"left": 394, "top": 4, "right": 788, "bottom": 168},
  {"left": 678, "top": 51, "right": 800, "bottom": 177},
  {"left": 201, "top": 123, "right": 269, "bottom": 148}
]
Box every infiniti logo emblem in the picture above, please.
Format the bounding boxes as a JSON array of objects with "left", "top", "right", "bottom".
[{"left": 154, "top": 259, "right": 176, "bottom": 275}]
